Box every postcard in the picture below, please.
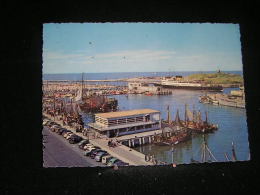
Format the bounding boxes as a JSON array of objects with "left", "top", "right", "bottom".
[{"left": 42, "top": 23, "right": 249, "bottom": 167}]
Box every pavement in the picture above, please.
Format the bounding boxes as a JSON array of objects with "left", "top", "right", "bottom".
[
  {"left": 43, "top": 126, "right": 105, "bottom": 167},
  {"left": 90, "top": 138, "right": 153, "bottom": 166}
]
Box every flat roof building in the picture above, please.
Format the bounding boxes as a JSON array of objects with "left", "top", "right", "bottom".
[{"left": 88, "top": 109, "right": 161, "bottom": 138}]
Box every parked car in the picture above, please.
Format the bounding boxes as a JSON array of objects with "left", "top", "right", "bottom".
[
  {"left": 50, "top": 125, "right": 60, "bottom": 132},
  {"left": 83, "top": 144, "right": 94, "bottom": 151},
  {"left": 68, "top": 135, "right": 82, "bottom": 144},
  {"left": 78, "top": 139, "right": 89, "bottom": 148},
  {"left": 61, "top": 130, "right": 71, "bottom": 136},
  {"left": 66, "top": 133, "right": 75, "bottom": 140},
  {"left": 114, "top": 160, "right": 129, "bottom": 166},
  {"left": 102, "top": 155, "right": 113, "bottom": 164},
  {"left": 46, "top": 121, "right": 55, "bottom": 127},
  {"left": 57, "top": 128, "right": 67, "bottom": 135},
  {"left": 64, "top": 132, "right": 73, "bottom": 138},
  {"left": 47, "top": 122, "right": 57, "bottom": 127},
  {"left": 87, "top": 148, "right": 103, "bottom": 158},
  {"left": 83, "top": 147, "right": 97, "bottom": 156},
  {"left": 54, "top": 126, "right": 63, "bottom": 133},
  {"left": 90, "top": 149, "right": 106, "bottom": 159},
  {"left": 43, "top": 119, "right": 50, "bottom": 126},
  {"left": 107, "top": 158, "right": 119, "bottom": 166},
  {"left": 95, "top": 151, "right": 108, "bottom": 162}
]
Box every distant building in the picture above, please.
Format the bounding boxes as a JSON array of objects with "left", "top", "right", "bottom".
[
  {"left": 175, "top": 75, "right": 183, "bottom": 80},
  {"left": 88, "top": 109, "right": 161, "bottom": 138},
  {"left": 230, "top": 89, "right": 244, "bottom": 97},
  {"left": 128, "top": 82, "right": 163, "bottom": 94}
]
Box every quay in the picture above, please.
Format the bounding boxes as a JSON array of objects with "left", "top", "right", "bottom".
[
  {"left": 90, "top": 138, "right": 153, "bottom": 166},
  {"left": 199, "top": 89, "right": 245, "bottom": 108}
]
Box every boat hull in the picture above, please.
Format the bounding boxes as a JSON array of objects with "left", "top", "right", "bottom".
[{"left": 158, "top": 84, "right": 223, "bottom": 91}]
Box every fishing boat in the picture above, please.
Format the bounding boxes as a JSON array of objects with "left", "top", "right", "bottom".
[
  {"left": 154, "top": 107, "right": 192, "bottom": 146},
  {"left": 76, "top": 73, "right": 118, "bottom": 113},
  {"left": 183, "top": 104, "right": 218, "bottom": 134},
  {"left": 79, "top": 95, "right": 118, "bottom": 113}
]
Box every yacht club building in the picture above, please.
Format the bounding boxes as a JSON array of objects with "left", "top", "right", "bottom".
[{"left": 88, "top": 109, "right": 161, "bottom": 138}]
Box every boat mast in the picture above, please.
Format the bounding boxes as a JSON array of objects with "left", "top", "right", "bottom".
[
  {"left": 81, "top": 72, "right": 84, "bottom": 97},
  {"left": 201, "top": 135, "right": 206, "bottom": 162},
  {"left": 167, "top": 105, "right": 171, "bottom": 124},
  {"left": 205, "top": 111, "right": 208, "bottom": 124},
  {"left": 231, "top": 142, "right": 237, "bottom": 161},
  {"left": 197, "top": 110, "right": 202, "bottom": 124},
  {"left": 175, "top": 109, "right": 182, "bottom": 126},
  {"left": 184, "top": 104, "right": 188, "bottom": 125},
  {"left": 171, "top": 146, "right": 174, "bottom": 164},
  {"left": 192, "top": 105, "right": 196, "bottom": 123},
  {"left": 224, "top": 152, "right": 230, "bottom": 161}
]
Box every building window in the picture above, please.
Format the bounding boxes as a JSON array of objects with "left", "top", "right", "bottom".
[
  {"left": 145, "top": 124, "right": 152, "bottom": 128},
  {"left": 145, "top": 115, "right": 150, "bottom": 121},
  {"left": 136, "top": 125, "right": 143, "bottom": 130}
]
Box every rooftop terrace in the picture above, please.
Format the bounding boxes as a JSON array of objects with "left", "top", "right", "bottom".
[{"left": 95, "top": 109, "right": 160, "bottom": 119}]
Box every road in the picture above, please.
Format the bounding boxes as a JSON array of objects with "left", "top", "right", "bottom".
[{"left": 43, "top": 126, "right": 105, "bottom": 167}]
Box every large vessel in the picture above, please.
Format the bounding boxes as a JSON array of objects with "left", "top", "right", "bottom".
[{"left": 159, "top": 77, "right": 223, "bottom": 91}]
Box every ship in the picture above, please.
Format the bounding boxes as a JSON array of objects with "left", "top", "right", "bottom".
[
  {"left": 165, "top": 105, "right": 218, "bottom": 134},
  {"left": 153, "top": 106, "right": 192, "bottom": 146},
  {"left": 75, "top": 73, "right": 118, "bottom": 113},
  {"left": 79, "top": 95, "right": 118, "bottom": 113},
  {"left": 153, "top": 124, "right": 192, "bottom": 146},
  {"left": 183, "top": 105, "right": 218, "bottom": 134},
  {"left": 158, "top": 77, "right": 223, "bottom": 91}
]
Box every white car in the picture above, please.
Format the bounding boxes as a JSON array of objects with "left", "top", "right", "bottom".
[
  {"left": 66, "top": 133, "right": 75, "bottom": 140},
  {"left": 83, "top": 144, "right": 94, "bottom": 151},
  {"left": 101, "top": 155, "right": 112, "bottom": 164},
  {"left": 43, "top": 119, "right": 50, "bottom": 126}
]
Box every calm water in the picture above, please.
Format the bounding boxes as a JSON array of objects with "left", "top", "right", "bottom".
[
  {"left": 45, "top": 71, "right": 249, "bottom": 164},
  {"left": 43, "top": 71, "right": 243, "bottom": 86},
  {"left": 110, "top": 89, "right": 249, "bottom": 164}
]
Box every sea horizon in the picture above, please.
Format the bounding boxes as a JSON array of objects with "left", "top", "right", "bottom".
[{"left": 42, "top": 70, "right": 243, "bottom": 81}]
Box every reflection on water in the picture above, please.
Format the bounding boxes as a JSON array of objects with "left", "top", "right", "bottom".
[{"left": 83, "top": 89, "right": 250, "bottom": 164}]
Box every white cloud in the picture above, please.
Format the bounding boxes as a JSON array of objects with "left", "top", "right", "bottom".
[
  {"left": 43, "top": 51, "right": 85, "bottom": 60},
  {"left": 43, "top": 49, "right": 242, "bottom": 73}
]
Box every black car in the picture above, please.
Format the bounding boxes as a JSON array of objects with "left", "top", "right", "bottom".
[
  {"left": 114, "top": 160, "right": 129, "bottom": 166},
  {"left": 78, "top": 140, "right": 89, "bottom": 149},
  {"left": 85, "top": 148, "right": 100, "bottom": 157},
  {"left": 47, "top": 122, "right": 57, "bottom": 127},
  {"left": 57, "top": 128, "right": 67, "bottom": 135},
  {"left": 90, "top": 149, "right": 106, "bottom": 159},
  {"left": 68, "top": 135, "right": 83, "bottom": 144}
]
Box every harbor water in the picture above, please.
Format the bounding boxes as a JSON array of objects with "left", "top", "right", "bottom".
[
  {"left": 110, "top": 89, "right": 249, "bottom": 164},
  {"left": 44, "top": 71, "right": 250, "bottom": 164}
]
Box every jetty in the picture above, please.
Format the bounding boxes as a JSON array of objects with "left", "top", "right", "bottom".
[{"left": 199, "top": 90, "right": 245, "bottom": 108}]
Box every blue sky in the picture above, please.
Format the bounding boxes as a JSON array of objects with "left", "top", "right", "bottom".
[{"left": 43, "top": 23, "right": 243, "bottom": 73}]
